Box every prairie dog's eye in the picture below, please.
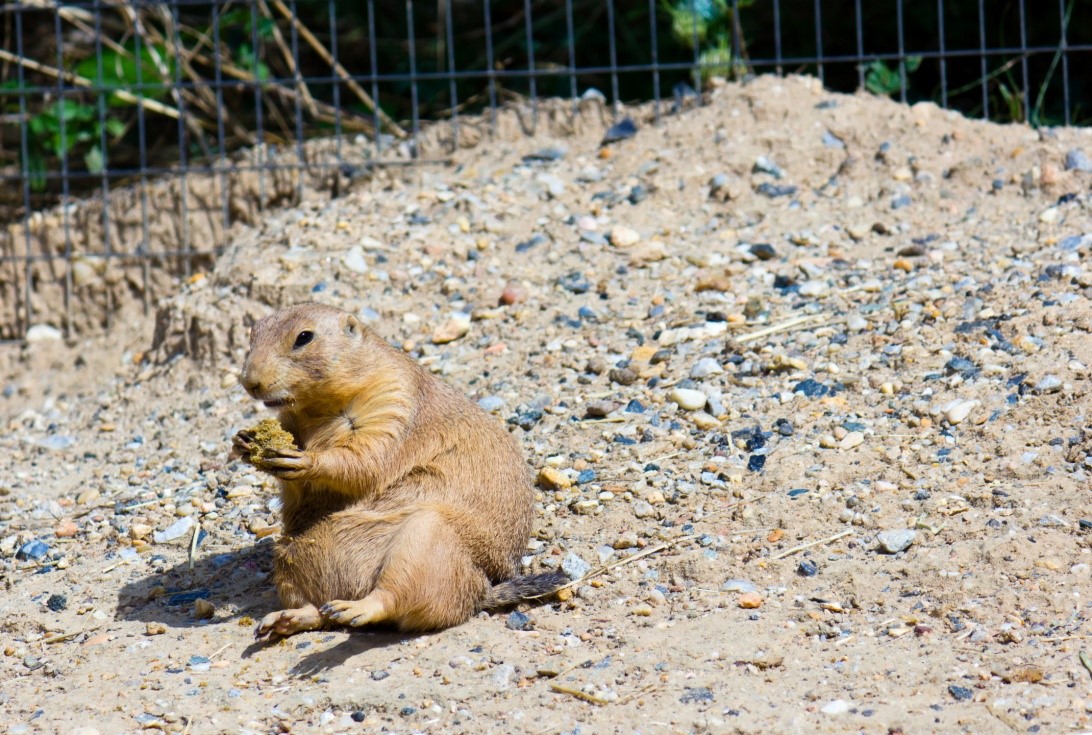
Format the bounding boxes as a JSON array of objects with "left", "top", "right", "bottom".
[{"left": 293, "top": 331, "right": 314, "bottom": 349}]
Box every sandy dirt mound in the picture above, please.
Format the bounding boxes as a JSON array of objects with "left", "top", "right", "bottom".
[{"left": 2, "top": 75, "right": 1092, "bottom": 734}]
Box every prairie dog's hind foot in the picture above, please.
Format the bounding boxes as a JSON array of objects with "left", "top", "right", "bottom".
[
  {"left": 320, "top": 591, "right": 394, "bottom": 628},
  {"left": 255, "top": 604, "right": 323, "bottom": 641}
]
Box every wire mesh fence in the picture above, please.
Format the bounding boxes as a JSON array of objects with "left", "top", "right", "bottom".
[{"left": 0, "top": 0, "right": 1088, "bottom": 340}]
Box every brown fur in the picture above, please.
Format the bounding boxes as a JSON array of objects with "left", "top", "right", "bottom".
[{"left": 235, "top": 303, "right": 559, "bottom": 639}]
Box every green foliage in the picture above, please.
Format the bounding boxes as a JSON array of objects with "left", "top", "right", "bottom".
[
  {"left": 2, "top": 86, "right": 126, "bottom": 190},
  {"left": 216, "top": 8, "right": 275, "bottom": 80},
  {"left": 865, "top": 57, "right": 922, "bottom": 97},
  {"left": 74, "top": 43, "right": 174, "bottom": 105},
  {"left": 663, "top": 0, "right": 753, "bottom": 80}
]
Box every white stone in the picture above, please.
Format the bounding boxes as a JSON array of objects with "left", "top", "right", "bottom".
[
  {"left": 876, "top": 529, "right": 916, "bottom": 554},
  {"left": 821, "top": 700, "right": 850, "bottom": 715},
  {"left": 669, "top": 387, "right": 708, "bottom": 411},
  {"left": 942, "top": 399, "right": 978, "bottom": 424},
  {"left": 690, "top": 357, "right": 724, "bottom": 379},
  {"left": 609, "top": 225, "right": 640, "bottom": 248},
  {"left": 25, "top": 324, "right": 62, "bottom": 343},
  {"left": 840, "top": 431, "right": 864, "bottom": 450},
  {"left": 342, "top": 245, "right": 368, "bottom": 274}
]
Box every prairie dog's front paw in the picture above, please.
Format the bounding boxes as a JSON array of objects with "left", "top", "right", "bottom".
[
  {"left": 232, "top": 430, "right": 256, "bottom": 458},
  {"left": 259, "top": 447, "right": 315, "bottom": 480}
]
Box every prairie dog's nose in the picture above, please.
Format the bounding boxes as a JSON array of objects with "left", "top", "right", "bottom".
[{"left": 240, "top": 370, "right": 261, "bottom": 396}]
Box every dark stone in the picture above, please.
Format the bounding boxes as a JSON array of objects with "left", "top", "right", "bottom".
[
  {"left": 628, "top": 185, "right": 649, "bottom": 204},
  {"left": 516, "top": 234, "right": 547, "bottom": 253},
  {"left": 793, "top": 378, "right": 830, "bottom": 398},
  {"left": 16, "top": 539, "right": 49, "bottom": 561},
  {"left": 772, "top": 274, "right": 798, "bottom": 292},
  {"left": 601, "top": 117, "right": 638, "bottom": 145},
  {"left": 680, "top": 687, "right": 714, "bottom": 704},
  {"left": 797, "top": 560, "right": 818, "bottom": 577},
  {"left": 624, "top": 399, "right": 645, "bottom": 413},
  {"left": 788, "top": 488, "right": 809, "bottom": 499},
  {"left": 576, "top": 470, "right": 596, "bottom": 485},
  {"left": 351, "top": 711, "right": 367, "bottom": 723},
  {"left": 523, "top": 146, "right": 567, "bottom": 162},
  {"left": 609, "top": 367, "right": 638, "bottom": 386},
  {"left": 747, "top": 454, "right": 766, "bottom": 472},
  {"left": 371, "top": 670, "right": 390, "bottom": 681},
  {"left": 166, "top": 589, "right": 210, "bottom": 606},
  {"left": 945, "top": 357, "right": 978, "bottom": 378},
  {"left": 749, "top": 243, "right": 777, "bottom": 261},
  {"left": 948, "top": 685, "right": 973, "bottom": 702},
  {"left": 506, "top": 611, "right": 533, "bottom": 631},
  {"left": 650, "top": 349, "right": 672, "bottom": 365},
  {"left": 558, "top": 272, "right": 591, "bottom": 294},
  {"left": 46, "top": 594, "right": 67, "bottom": 612},
  {"left": 755, "top": 183, "right": 797, "bottom": 198},
  {"left": 891, "top": 194, "right": 912, "bottom": 210}
]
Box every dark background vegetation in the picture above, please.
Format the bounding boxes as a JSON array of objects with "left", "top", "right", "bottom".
[{"left": 0, "top": 0, "right": 1088, "bottom": 214}]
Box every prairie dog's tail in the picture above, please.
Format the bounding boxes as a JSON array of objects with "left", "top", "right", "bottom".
[{"left": 482, "top": 571, "right": 569, "bottom": 609}]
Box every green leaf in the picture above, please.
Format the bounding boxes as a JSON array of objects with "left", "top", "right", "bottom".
[
  {"left": 663, "top": 1, "right": 709, "bottom": 48},
  {"left": 74, "top": 44, "right": 174, "bottom": 104},
  {"left": 865, "top": 60, "right": 900, "bottom": 96},
  {"left": 84, "top": 145, "right": 104, "bottom": 175},
  {"left": 24, "top": 148, "right": 46, "bottom": 191},
  {"left": 105, "top": 117, "right": 126, "bottom": 137}
]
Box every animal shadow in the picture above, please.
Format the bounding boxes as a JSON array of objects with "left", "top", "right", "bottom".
[
  {"left": 115, "top": 538, "right": 415, "bottom": 667},
  {"left": 115, "top": 539, "right": 278, "bottom": 629}
]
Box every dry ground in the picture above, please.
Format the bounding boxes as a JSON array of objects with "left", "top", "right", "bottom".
[{"left": 3, "top": 75, "right": 1092, "bottom": 734}]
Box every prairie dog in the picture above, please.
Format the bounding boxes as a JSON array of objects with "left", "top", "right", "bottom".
[{"left": 233, "top": 303, "right": 563, "bottom": 638}]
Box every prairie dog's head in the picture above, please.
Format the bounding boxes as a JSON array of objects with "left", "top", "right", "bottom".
[{"left": 240, "top": 304, "right": 367, "bottom": 410}]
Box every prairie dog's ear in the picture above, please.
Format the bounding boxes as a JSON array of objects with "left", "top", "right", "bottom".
[{"left": 344, "top": 313, "right": 361, "bottom": 337}]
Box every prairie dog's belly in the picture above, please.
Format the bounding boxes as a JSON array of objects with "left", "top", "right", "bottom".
[{"left": 275, "top": 508, "right": 397, "bottom": 604}]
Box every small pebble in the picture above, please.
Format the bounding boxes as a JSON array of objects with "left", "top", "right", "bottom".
[
  {"left": 876, "top": 529, "right": 917, "bottom": 554},
  {"left": 193, "top": 598, "right": 215, "bottom": 620},
  {"left": 601, "top": 117, "right": 637, "bottom": 145},
  {"left": 723, "top": 579, "right": 757, "bottom": 594},
  {"left": 537, "top": 468, "right": 571, "bottom": 490},
  {"left": 477, "top": 396, "right": 505, "bottom": 412},
  {"left": 16, "top": 539, "right": 49, "bottom": 561},
  {"left": 797, "top": 560, "right": 818, "bottom": 577},
  {"left": 499, "top": 282, "right": 528, "bottom": 305},
  {"left": 689, "top": 357, "right": 723, "bottom": 379},
  {"left": 737, "top": 592, "right": 763, "bottom": 609},
  {"left": 609, "top": 226, "right": 640, "bottom": 248},
  {"left": 54, "top": 521, "right": 78, "bottom": 538},
  {"left": 839, "top": 431, "right": 864, "bottom": 450},
  {"left": 153, "top": 516, "right": 194, "bottom": 544},
  {"left": 749, "top": 243, "right": 777, "bottom": 260},
  {"left": 46, "top": 593, "right": 67, "bottom": 612},
  {"left": 821, "top": 700, "right": 850, "bottom": 715},
  {"left": 752, "top": 156, "right": 784, "bottom": 179},
  {"left": 942, "top": 399, "right": 978, "bottom": 425},
  {"left": 1034, "top": 375, "right": 1062, "bottom": 393},
  {"left": 506, "top": 611, "right": 533, "bottom": 631},
  {"left": 1066, "top": 148, "right": 1092, "bottom": 172},
  {"left": 669, "top": 387, "right": 708, "bottom": 411},
  {"left": 948, "top": 685, "right": 973, "bottom": 702},
  {"left": 561, "top": 552, "right": 592, "bottom": 580},
  {"left": 431, "top": 313, "right": 471, "bottom": 344}
]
